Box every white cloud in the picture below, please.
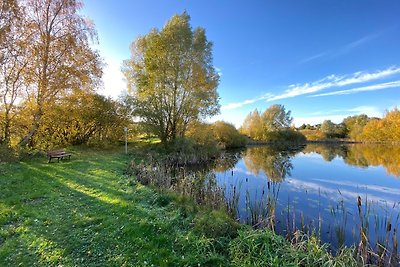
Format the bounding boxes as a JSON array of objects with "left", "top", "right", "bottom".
[
  {"left": 266, "top": 66, "right": 400, "bottom": 102},
  {"left": 293, "top": 105, "right": 382, "bottom": 126},
  {"left": 221, "top": 93, "right": 273, "bottom": 111},
  {"left": 299, "top": 52, "right": 328, "bottom": 64},
  {"left": 311, "top": 80, "right": 400, "bottom": 97},
  {"left": 299, "top": 33, "right": 380, "bottom": 64},
  {"left": 337, "top": 33, "right": 380, "bottom": 56}
]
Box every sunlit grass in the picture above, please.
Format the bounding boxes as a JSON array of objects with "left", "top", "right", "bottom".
[{"left": 0, "top": 146, "right": 229, "bottom": 266}]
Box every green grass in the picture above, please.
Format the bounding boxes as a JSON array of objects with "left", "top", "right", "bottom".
[
  {"left": 0, "top": 145, "right": 358, "bottom": 267},
  {"left": 0, "top": 147, "right": 230, "bottom": 266}
]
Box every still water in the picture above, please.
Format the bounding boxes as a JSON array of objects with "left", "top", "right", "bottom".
[{"left": 214, "top": 144, "right": 400, "bottom": 251}]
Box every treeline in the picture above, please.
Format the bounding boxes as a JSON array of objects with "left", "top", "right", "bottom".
[
  {"left": 299, "top": 108, "right": 400, "bottom": 142},
  {"left": 0, "top": 0, "right": 129, "bottom": 150}
]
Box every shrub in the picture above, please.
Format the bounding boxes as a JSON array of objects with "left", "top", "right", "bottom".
[
  {"left": 212, "top": 121, "right": 247, "bottom": 148},
  {"left": 0, "top": 144, "right": 18, "bottom": 163},
  {"left": 193, "top": 209, "right": 240, "bottom": 239}
]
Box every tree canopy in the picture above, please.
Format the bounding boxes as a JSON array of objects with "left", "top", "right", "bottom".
[
  {"left": 240, "top": 105, "right": 303, "bottom": 142},
  {"left": 0, "top": 0, "right": 126, "bottom": 149},
  {"left": 123, "top": 12, "right": 220, "bottom": 144}
]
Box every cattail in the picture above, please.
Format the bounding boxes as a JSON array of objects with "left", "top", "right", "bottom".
[{"left": 387, "top": 223, "right": 392, "bottom": 232}]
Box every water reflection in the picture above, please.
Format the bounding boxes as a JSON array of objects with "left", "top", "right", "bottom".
[
  {"left": 243, "top": 144, "right": 304, "bottom": 181},
  {"left": 214, "top": 143, "right": 400, "bottom": 261},
  {"left": 303, "top": 144, "right": 400, "bottom": 176}
]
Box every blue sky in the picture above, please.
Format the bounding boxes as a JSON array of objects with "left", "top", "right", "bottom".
[{"left": 82, "top": 0, "right": 400, "bottom": 127}]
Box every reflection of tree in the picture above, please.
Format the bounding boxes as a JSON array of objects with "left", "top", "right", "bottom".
[
  {"left": 214, "top": 149, "right": 244, "bottom": 172},
  {"left": 302, "top": 144, "right": 348, "bottom": 162},
  {"left": 345, "top": 145, "right": 400, "bottom": 177},
  {"left": 243, "top": 145, "right": 302, "bottom": 182},
  {"left": 304, "top": 144, "right": 400, "bottom": 177}
]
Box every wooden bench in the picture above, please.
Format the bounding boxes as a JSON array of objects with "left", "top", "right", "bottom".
[{"left": 47, "top": 149, "right": 72, "bottom": 163}]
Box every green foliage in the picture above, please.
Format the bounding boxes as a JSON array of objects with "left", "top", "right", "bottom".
[
  {"left": 186, "top": 121, "right": 218, "bottom": 148},
  {"left": 343, "top": 114, "right": 370, "bottom": 140},
  {"left": 241, "top": 105, "right": 304, "bottom": 142},
  {"left": 193, "top": 209, "right": 240, "bottom": 239},
  {"left": 320, "top": 120, "right": 336, "bottom": 138},
  {"left": 262, "top": 104, "right": 293, "bottom": 132},
  {"left": 12, "top": 91, "right": 130, "bottom": 149},
  {"left": 320, "top": 120, "right": 347, "bottom": 139},
  {"left": 0, "top": 144, "right": 18, "bottom": 163},
  {"left": 212, "top": 121, "right": 247, "bottom": 148},
  {"left": 123, "top": 12, "right": 220, "bottom": 144}
]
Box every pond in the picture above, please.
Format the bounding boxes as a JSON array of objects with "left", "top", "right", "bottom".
[{"left": 214, "top": 144, "right": 400, "bottom": 253}]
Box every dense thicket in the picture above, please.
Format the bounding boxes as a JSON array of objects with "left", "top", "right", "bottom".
[{"left": 186, "top": 120, "right": 247, "bottom": 149}]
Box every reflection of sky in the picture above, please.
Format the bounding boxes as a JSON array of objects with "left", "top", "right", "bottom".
[{"left": 215, "top": 149, "right": 400, "bottom": 249}]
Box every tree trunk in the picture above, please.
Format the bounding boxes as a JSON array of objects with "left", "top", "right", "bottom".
[
  {"left": 3, "top": 111, "right": 11, "bottom": 146},
  {"left": 19, "top": 109, "right": 42, "bottom": 147}
]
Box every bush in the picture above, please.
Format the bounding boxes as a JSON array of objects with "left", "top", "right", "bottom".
[
  {"left": 0, "top": 144, "right": 18, "bottom": 163},
  {"left": 212, "top": 121, "right": 247, "bottom": 148},
  {"left": 193, "top": 209, "right": 240, "bottom": 239}
]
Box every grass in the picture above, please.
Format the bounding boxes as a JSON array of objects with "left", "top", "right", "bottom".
[
  {"left": 0, "top": 146, "right": 231, "bottom": 266},
  {"left": 0, "top": 145, "right": 358, "bottom": 266}
]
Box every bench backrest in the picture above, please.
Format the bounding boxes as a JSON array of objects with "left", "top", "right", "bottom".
[{"left": 47, "top": 149, "right": 65, "bottom": 156}]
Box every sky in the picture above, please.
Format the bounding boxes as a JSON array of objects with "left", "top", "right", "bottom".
[{"left": 81, "top": 0, "right": 400, "bottom": 127}]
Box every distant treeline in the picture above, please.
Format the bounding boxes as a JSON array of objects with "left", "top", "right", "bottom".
[{"left": 298, "top": 108, "right": 400, "bottom": 142}]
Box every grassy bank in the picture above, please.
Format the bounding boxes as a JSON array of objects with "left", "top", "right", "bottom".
[{"left": 0, "top": 146, "right": 357, "bottom": 266}]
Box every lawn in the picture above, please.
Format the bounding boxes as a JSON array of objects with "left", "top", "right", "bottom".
[{"left": 0, "top": 147, "right": 228, "bottom": 266}]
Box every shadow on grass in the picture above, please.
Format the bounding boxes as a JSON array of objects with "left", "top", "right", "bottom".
[{"left": 0, "top": 150, "right": 198, "bottom": 266}]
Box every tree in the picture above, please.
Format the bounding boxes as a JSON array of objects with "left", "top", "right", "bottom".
[
  {"left": 320, "top": 120, "right": 336, "bottom": 138},
  {"left": 123, "top": 12, "right": 220, "bottom": 144},
  {"left": 240, "top": 109, "right": 263, "bottom": 140},
  {"left": 261, "top": 104, "right": 292, "bottom": 132},
  {"left": 34, "top": 91, "right": 130, "bottom": 147},
  {"left": 343, "top": 114, "right": 370, "bottom": 140},
  {"left": 240, "top": 105, "right": 300, "bottom": 142},
  {"left": 18, "top": 0, "right": 102, "bottom": 146},
  {"left": 0, "top": 0, "right": 26, "bottom": 145}
]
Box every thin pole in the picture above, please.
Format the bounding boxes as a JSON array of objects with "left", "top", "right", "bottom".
[{"left": 124, "top": 127, "right": 128, "bottom": 154}]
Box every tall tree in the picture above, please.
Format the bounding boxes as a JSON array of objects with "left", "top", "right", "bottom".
[
  {"left": 0, "top": 0, "right": 29, "bottom": 145},
  {"left": 261, "top": 104, "right": 292, "bottom": 132},
  {"left": 18, "top": 0, "right": 102, "bottom": 146},
  {"left": 240, "top": 109, "right": 263, "bottom": 140},
  {"left": 123, "top": 12, "right": 220, "bottom": 144}
]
